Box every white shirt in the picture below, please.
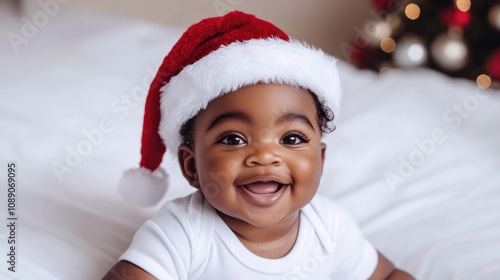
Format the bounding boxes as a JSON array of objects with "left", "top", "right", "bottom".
[{"left": 120, "top": 191, "right": 378, "bottom": 279}]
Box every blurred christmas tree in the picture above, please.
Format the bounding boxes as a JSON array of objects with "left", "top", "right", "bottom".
[{"left": 346, "top": 0, "right": 500, "bottom": 89}]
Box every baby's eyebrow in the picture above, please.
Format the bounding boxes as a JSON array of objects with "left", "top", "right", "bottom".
[
  {"left": 206, "top": 111, "right": 250, "bottom": 132},
  {"left": 276, "top": 113, "right": 315, "bottom": 131}
]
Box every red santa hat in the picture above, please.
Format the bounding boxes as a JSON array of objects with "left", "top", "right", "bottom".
[{"left": 119, "top": 10, "right": 342, "bottom": 207}]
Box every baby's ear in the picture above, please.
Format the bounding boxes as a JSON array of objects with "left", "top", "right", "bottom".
[
  {"left": 178, "top": 144, "right": 200, "bottom": 188},
  {"left": 320, "top": 142, "right": 327, "bottom": 173}
]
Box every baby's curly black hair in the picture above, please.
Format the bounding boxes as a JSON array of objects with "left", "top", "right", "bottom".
[{"left": 179, "top": 90, "right": 335, "bottom": 146}]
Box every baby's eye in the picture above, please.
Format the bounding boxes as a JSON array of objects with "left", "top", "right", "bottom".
[
  {"left": 217, "top": 134, "right": 246, "bottom": 145},
  {"left": 281, "top": 133, "right": 309, "bottom": 145}
]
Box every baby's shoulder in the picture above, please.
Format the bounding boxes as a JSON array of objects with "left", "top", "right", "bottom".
[{"left": 150, "top": 191, "right": 216, "bottom": 234}]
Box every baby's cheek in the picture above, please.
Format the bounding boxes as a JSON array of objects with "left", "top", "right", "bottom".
[
  {"left": 224, "top": 161, "right": 240, "bottom": 174},
  {"left": 293, "top": 153, "right": 317, "bottom": 169},
  {"left": 292, "top": 154, "right": 323, "bottom": 182},
  {"left": 199, "top": 156, "right": 238, "bottom": 188}
]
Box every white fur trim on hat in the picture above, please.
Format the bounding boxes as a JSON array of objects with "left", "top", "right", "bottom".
[{"left": 159, "top": 38, "right": 341, "bottom": 153}]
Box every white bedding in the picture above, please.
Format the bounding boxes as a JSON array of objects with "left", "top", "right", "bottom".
[{"left": 1, "top": 7, "right": 499, "bottom": 280}]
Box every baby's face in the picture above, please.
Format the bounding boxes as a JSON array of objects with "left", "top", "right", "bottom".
[{"left": 178, "top": 84, "right": 326, "bottom": 228}]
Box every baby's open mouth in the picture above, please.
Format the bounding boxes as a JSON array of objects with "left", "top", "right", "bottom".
[
  {"left": 243, "top": 181, "right": 286, "bottom": 194},
  {"left": 236, "top": 180, "right": 289, "bottom": 206}
]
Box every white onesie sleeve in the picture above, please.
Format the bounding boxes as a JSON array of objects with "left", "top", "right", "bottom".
[
  {"left": 119, "top": 220, "right": 188, "bottom": 279},
  {"left": 119, "top": 192, "right": 211, "bottom": 280}
]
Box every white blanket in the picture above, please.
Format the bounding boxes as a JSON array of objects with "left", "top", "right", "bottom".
[{"left": 1, "top": 7, "right": 499, "bottom": 280}]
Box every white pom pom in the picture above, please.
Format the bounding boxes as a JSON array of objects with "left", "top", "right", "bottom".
[{"left": 118, "top": 167, "right": 169, "bottom": 207}]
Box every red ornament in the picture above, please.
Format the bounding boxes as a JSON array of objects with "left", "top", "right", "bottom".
[
  {"left": 348, "top": 39, "right": 374, "bottom": 67},
  {"left": 441, "top": 8, "right": 471, "bottom": 27},
  {"left": 487, "top": 49, "right": 500, "bottom": 80},
  {"left": 372, "top": 0, "right": 396, "bottom": 11}
]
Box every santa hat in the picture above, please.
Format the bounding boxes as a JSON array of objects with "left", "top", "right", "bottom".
[{"left": 119, "top": 10, "right": 342, "bottom": 207}]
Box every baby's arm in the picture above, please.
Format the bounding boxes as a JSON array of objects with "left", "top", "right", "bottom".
[
  {"left": 369, "top": 251, "right": 415, "bottom": 280},
  {"left": 102, "top": 260, "right": 156, "bottom": 280}
]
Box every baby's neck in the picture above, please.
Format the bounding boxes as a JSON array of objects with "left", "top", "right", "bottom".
[{"left": 217, "top": 211, "right": 301, "bottom": 259}]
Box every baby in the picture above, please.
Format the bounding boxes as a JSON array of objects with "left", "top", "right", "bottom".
[{"left": 103, "top": 11, "right": 414, "bottom": 280}]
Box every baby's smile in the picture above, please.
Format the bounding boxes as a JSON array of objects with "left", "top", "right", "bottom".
[{"left": 236, "top": 177, "right": 291, "bottom": 207}]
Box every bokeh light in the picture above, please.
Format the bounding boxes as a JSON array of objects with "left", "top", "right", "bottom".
[
  {"left": 405, "top": 3, "right": 421, "bottom": 20},
  {"left": 456, "top": 0, "right": 471, "bottom": 12},
  {"left": 476, "top": 74, "right": 492, "bottom": 89},
  {"left": 380, "top": 37, "right": 396, "bottom": 53}
]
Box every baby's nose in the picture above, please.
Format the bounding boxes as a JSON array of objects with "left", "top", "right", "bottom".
[{"left": 244, "top": 142, "right": 283, "bottom": 167}]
